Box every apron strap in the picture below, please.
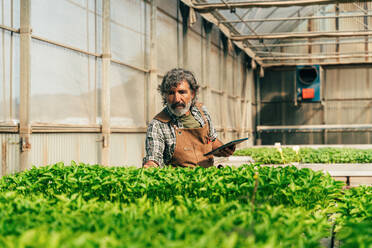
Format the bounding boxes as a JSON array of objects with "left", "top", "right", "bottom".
[{"left": 195, "top": 103, "right": 210, "bottom": 134}]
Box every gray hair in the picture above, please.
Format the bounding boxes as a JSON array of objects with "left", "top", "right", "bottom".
[{"left": 158, "top": 68, "right": 200, "bottom": 106}]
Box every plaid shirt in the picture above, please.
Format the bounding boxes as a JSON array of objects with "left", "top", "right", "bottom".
[{"left": 143, "top": 104, "right": 218, "bottom": 167}]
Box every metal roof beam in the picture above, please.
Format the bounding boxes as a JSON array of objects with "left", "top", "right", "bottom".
[
  {"left": 264, "top": 61, "right": 372, "bottom": 67},
  {"left": 247, "top": 39, "right": 372, "bottom": 48},
  {"left": 260, "top": 53, "right": 372, "bottom": 61},
  {"left": 257, "top": 50, "right": 372, "bottom": 56},
  {"left": 221, "top": 13, "right": 372, "bottom": 23},
  {"left": 193, "top": 0, "right": 372, "bottom": 11},
  {"left": 231, "top": 31, "right": 372, "bottom": 40}
]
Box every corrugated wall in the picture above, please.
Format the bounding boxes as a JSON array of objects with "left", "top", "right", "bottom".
[
  {"left": 30, "top": 133, "right": 100, "bottom": 167},
  {"left": 259, "top": 65, "right": 372, "bottom": 145},
  {"left": 110, "top": 133, "right": 146, "bottom": 167},
  {"left": 0, "top": 133, "right": 20, "bottom": 176}
]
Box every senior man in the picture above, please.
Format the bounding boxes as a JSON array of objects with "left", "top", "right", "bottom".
[{"left": 143, "top": 68, "right": 235, "bottom": 168}]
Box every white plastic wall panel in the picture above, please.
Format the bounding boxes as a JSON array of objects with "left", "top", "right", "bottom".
[
  {"left": 146, "top": 76, "right": 164, "bottom": 123},
  {"left": 157, "top": 11, "right": 179, "bottom": 75},
  {"left": 198, "top": 87, "right": 205, "bottom": 105},
  {"left": 0, "top": 0, "right": 20, "bottom": 28},
  {"left": 30, "top": 40, "right": 99, "bottom": 124},
  {"left": 315, "top": 15, "right": 336, "bottom": 32},
  {"left": 210, "top": 44, "right": 221, "bottom": 90},
  {"left": 340, "top": 2, "right": 369, "bottom": 12},
  {"left": 234, "top": 57, "right": 239, "bottom": 97},
  {"left": 110, "top": 133, "right": 146, "bottom": 167},
  {"left": 327, "top": 101, "right": 372, "bottom": 125},
  {"left": 293, "top": 103, "right": 323, "bottom": 125},
  {"left": 0, "top": 31, "right": 20, "bottom": 122},
  {"left": 0, "top": 133, "right": 19, "bottom": 176},
  {"left": 111, "top": 0, "right": 148, "bottom": 69},
  {"left": 261, "top": 101, "right": 323, "bottom": 126},
  {"left": 31, "top": 0, "right": 101, "bottom": 53},
  {"left": 216, "top": 131, "right": 223, "bottom": 142},
  {"left": 260, "top": 70, "right": 283, "bottom": 102},
  {"left": 282, "top": 70, "right": 295, "bottom": 103},
  {"left": 326, "top": 131, "right": 371, "bottom": 145},
  {"left": 339, "top": 16, "right": 365, "bottom": 32},
  {"left": 30, "top": 133, "right": 100, "bottom": 167},
  {"left": 245, "top": 69, "right": 254, "bottom": 132},
  {"left": 339, "top": 39, "right": 365, "bottom": 63},
  {"left": 210, "top": 92, "right": 221, "bottom": 127},
  {"left": 110, "top": 64, "right": 146, "bottom": 127},
  {"left": 227, "top": 98, "right": 235, "bottom": 129},
  {"left": 310, "top": 43, "right": 321, "bottom": 54},
  {"left": 326, "top": 67, "right": 372, "bottom": 99},
  {"left": 226, "top": 55, "right": 233, "bottom": 95},
  {"left": 224, "top": 132, "right": 235, "bottom": 144},
  {"left": 0, "top": 0, "right": 20, "bottom": 123},
  {"left": 154, "top": 76, "right": 165, "bottom": 115},
  {"left": 187, "top": 30, "right": 202, "bottom": 82},
  {"left": 339, "top": 12, "right": 368, "bottom": 62},
  {"left": 326, "top": 100, "right": 371, "bottom": 125},
  {"left": 235, "top": 56, "right": 242, "bottom": 97}
]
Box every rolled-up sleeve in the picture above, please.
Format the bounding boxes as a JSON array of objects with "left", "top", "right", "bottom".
[
  {"left": 201, "top": 105, "right": 218, "bottom": 142},
  {"left": 143, "top": 120, "right": 165, "bottom": 167}
]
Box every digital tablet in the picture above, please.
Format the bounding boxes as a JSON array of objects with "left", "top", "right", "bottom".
[{"left": 204, "top": 137, "right": 249, "bottom": 156}]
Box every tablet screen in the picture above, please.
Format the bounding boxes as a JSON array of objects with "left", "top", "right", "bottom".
[{"left": 204, "top": 137, "right": 248, "bottom": 156}]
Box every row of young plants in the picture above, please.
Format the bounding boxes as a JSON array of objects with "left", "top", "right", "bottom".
[
  {"left": 234, "top": 147, "right": 372, "bottom": 164},
  {"left": 0, "top": 163, "right": 371, "bottom": 247},
  {"left": 0, "top": 193, "right": 332, "bottom": 247}
]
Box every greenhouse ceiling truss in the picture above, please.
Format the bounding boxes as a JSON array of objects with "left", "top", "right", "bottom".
[{"left": 182, "top": 0, "right": 372, "bottom": 68}]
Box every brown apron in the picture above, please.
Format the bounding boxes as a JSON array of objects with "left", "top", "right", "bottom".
[{"left": 154, "top": 103, "right": 214, "bottom": 168}]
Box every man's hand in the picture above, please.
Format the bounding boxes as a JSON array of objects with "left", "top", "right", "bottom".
[
  {"left": 214, "top": 144, "right": 236, "bottom": 157},
  {"left": 211, "top": 139, "right": 236, "bottom": 157},
  {"left": 143, "top": 160, "right": 159, "bottom": 168}
]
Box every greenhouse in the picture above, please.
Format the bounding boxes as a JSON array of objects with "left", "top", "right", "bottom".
[{"left": 0, "top": 0, "right": 371, "bottom": 247}]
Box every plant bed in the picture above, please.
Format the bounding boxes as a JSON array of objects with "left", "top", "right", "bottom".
[
  {"left": 234, "top": 147, "right": 372, "bottom": 164},
  {"left": 0, "top": 163, "right": 371, "bottom": 247}
]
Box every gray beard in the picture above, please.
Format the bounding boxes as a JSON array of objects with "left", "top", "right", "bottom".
[{"left": 167, "top": 101, "right": 192, "bottom": 117}]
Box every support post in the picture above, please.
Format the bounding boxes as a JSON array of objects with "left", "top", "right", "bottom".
[
  {"left": 364, "top": 2, "right": 369, "bottom": 62},
  {"left": 19, "top": 0, "right": 31, "bottom": 172},
  {"left": 335, "top": 3, "right": 340, "bottom": 63},
  {"left": 233, "top": 53, "right": 240, "bottom": 140},
  {"left": 2, "top": 142, "right": 7, "bottom": 176},
  {"left": 148, "top": 0, "right": 158, "bottom": 122},
  {"left": 180, "top": 2, "right": 189, "bottom": 68},
  {"left": 246, "top": 70, "right": 253, "bottom": 146},
  {"left": 221, "top": 34, "right": 228, "bottom": 140},
  {"left": 101, "top": 0, "right": 111, "bottom": 166},
  {"left": 281, "top": 73, "right": 286, "bottom": 144},
  {"left": 321, "top": 66, "right": 327, "bottom": 144},
  {"left": 256, "top": 69, "right": 261, "bottom": 145},
  {"left": 203, "top": 20, "right": 213, "bottom": 114},
  {"left": 308, "top": 18, "right": 313, "bottom": 64},
  {"left": 240, "top": 63, "right": 249, "bottom": 142}
]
